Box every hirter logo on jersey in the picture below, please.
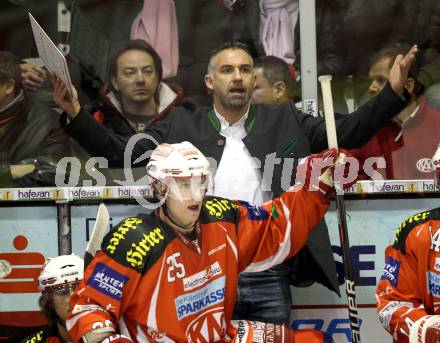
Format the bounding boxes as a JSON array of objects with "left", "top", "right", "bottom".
[
  {"left": 175, "top": 276, "right": 225, "bottom": 320},
  {"left": 88, "top": 263, "right": 128, "bottom": 300},
  {"left": 380, "top": 257, "right": 400, "bottom": 287}
]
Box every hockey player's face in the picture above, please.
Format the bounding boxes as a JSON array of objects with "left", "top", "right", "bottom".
[
  {"left": 112, "top": 50, "right": 159, "bottom": 107},
  {"left": 205, "top": 48, "right": 255, "bottom": 110},
  {"left": 166, "top": 178, "right": 206, "bottom": 227},
  {"left": 49, "top": 282, "right": 79, "bottom": 320}
]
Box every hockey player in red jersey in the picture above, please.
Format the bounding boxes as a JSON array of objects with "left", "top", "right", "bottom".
[
  {"left": 376, "top": 143, "right": 440, "bottom": 343},
  {"left": 66, "top": 141, "right": 356, "bottom": 343}
]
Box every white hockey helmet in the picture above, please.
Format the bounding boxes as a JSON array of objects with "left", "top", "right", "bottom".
[
  {"left": 38, "top": 254, "right": 84, "bottom": 292},
  {"left": 146, "top": 142, "right": 210, "bottom": 182}
]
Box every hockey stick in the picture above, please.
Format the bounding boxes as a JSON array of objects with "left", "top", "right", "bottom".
[
  {"left": 319, "top": 75, "right": 362, "bottom": 343},
  {"left": 84, "top": 203, "right": 109, "bottom": 268}
]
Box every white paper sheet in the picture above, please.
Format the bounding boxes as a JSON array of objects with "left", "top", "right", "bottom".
[{"left": 28, "top": 12, "right": 73, "bottom": 97}]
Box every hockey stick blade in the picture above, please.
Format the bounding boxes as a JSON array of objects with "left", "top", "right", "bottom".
[{"left": 86, "top": 203, "right": 109, "bottom": 257}]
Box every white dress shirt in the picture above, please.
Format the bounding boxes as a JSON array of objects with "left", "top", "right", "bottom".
[{"left": 207, "top": 106, "right": 272, "bottom": 205}]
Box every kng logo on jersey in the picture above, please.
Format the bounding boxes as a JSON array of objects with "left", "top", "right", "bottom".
[
  {"left": 182, "top": 261, "right": 222, "bottom": 291},
  {"left": 175, "top": 276, "right": 225, "bottom": 320},
  {"left": 186, "top": 307, "right": 226, "bottom": 343}
]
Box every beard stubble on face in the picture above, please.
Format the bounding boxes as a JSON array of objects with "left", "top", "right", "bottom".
[{"left": 217, "top": 81, "right": 252, "bottom": 110}]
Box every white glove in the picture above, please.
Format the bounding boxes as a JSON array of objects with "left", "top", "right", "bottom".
[
  {"left": 409, "top": 315, "right": 440, "bottom": 343},
  {"left": 0, "top": 260, "right": 12, "bottom": 279}
]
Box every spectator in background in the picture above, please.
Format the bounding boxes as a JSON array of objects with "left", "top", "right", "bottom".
[
  {"left": 252, "top": 55, "right": 297, "bottom": 105},
  {"left": 355, "top": 46, "right": 440, "bottom": 180},
  {"left": 340, "top": 0, "right": 440, "bottom": 108},
  {"left": 259, "top": 0, "right": 345, "bottom": 77},
  {"left": 0, "top": 51, "right": 68, "bottom": 187},
  {"left": 341, "top": 0, "right": 399, "bottom": 77},
  {"left": 94, "top": 39, "right": 183, "bottom": 134},
  {"left": 70, "top": 39, "right": 184, "bottom": 186},
  {"left": 388, "top": 0, "right": 440, "bottom": 89},
  {"left": 259, "top": 0, "right": 346, "bottom": 111}
]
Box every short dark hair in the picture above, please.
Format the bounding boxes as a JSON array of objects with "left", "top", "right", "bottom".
[
  {"left": 108, "top": 39, "right": 163, "bottom": 104},
  {"left": 0, "top": 51, "right": 22, "bottom": 95},
  {"left": 254, "top": 55, "right": 296, "bottom": 95},
  {"left": 370, "top": 44, "right": 424, "bottom": 96},
  {"left": 207, "top": 41, "right": 253, "bottom": 74}
]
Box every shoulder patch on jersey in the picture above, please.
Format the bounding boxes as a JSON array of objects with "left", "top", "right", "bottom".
[
  {"left": 237, "top": 200, "right": 269, "bottom": 221},
  {"left": 201, "top": 196, "right": 240, "bottom": 224},
  {"left": 393, "top": 207, "right": 440, "bottom": 254},
  {"left": 102, "top": 215, "right": 171, "bottom": 273},
  {"left": 87, "top": 262, "right": 128, "bottom": 300},
  {"left": 380, "top": 256, "right": 400, "bottom": 287}
]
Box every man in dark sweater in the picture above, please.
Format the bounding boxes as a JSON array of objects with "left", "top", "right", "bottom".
[
  {"left": 52, "top": 41, "right": 417, "bottom": 325},
  {"left": 0, "top": 51, "right": 68, "bottom": 187}
]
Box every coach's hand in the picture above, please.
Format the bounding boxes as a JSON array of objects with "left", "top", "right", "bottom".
[
  {"left": 51, "top": 73, "right": 81, "bottom": 119},
  {"left": 389, "top": 44, "right": 418, "bottom": 97}
]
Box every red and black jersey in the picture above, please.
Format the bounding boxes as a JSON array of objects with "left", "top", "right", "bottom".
[
  {"left": 376, "top": 207, "right": 440, "bottom": 342},
  {"left": 67, "top": 189, "right": 328, "bottom": 342},
  {"left": 20, "top": 326, "right": 62, "bottom": 343}
]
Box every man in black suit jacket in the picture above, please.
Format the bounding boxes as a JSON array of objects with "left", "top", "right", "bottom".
[{"left": 52, "top": 42, "right": 417, "bottom": 325}]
